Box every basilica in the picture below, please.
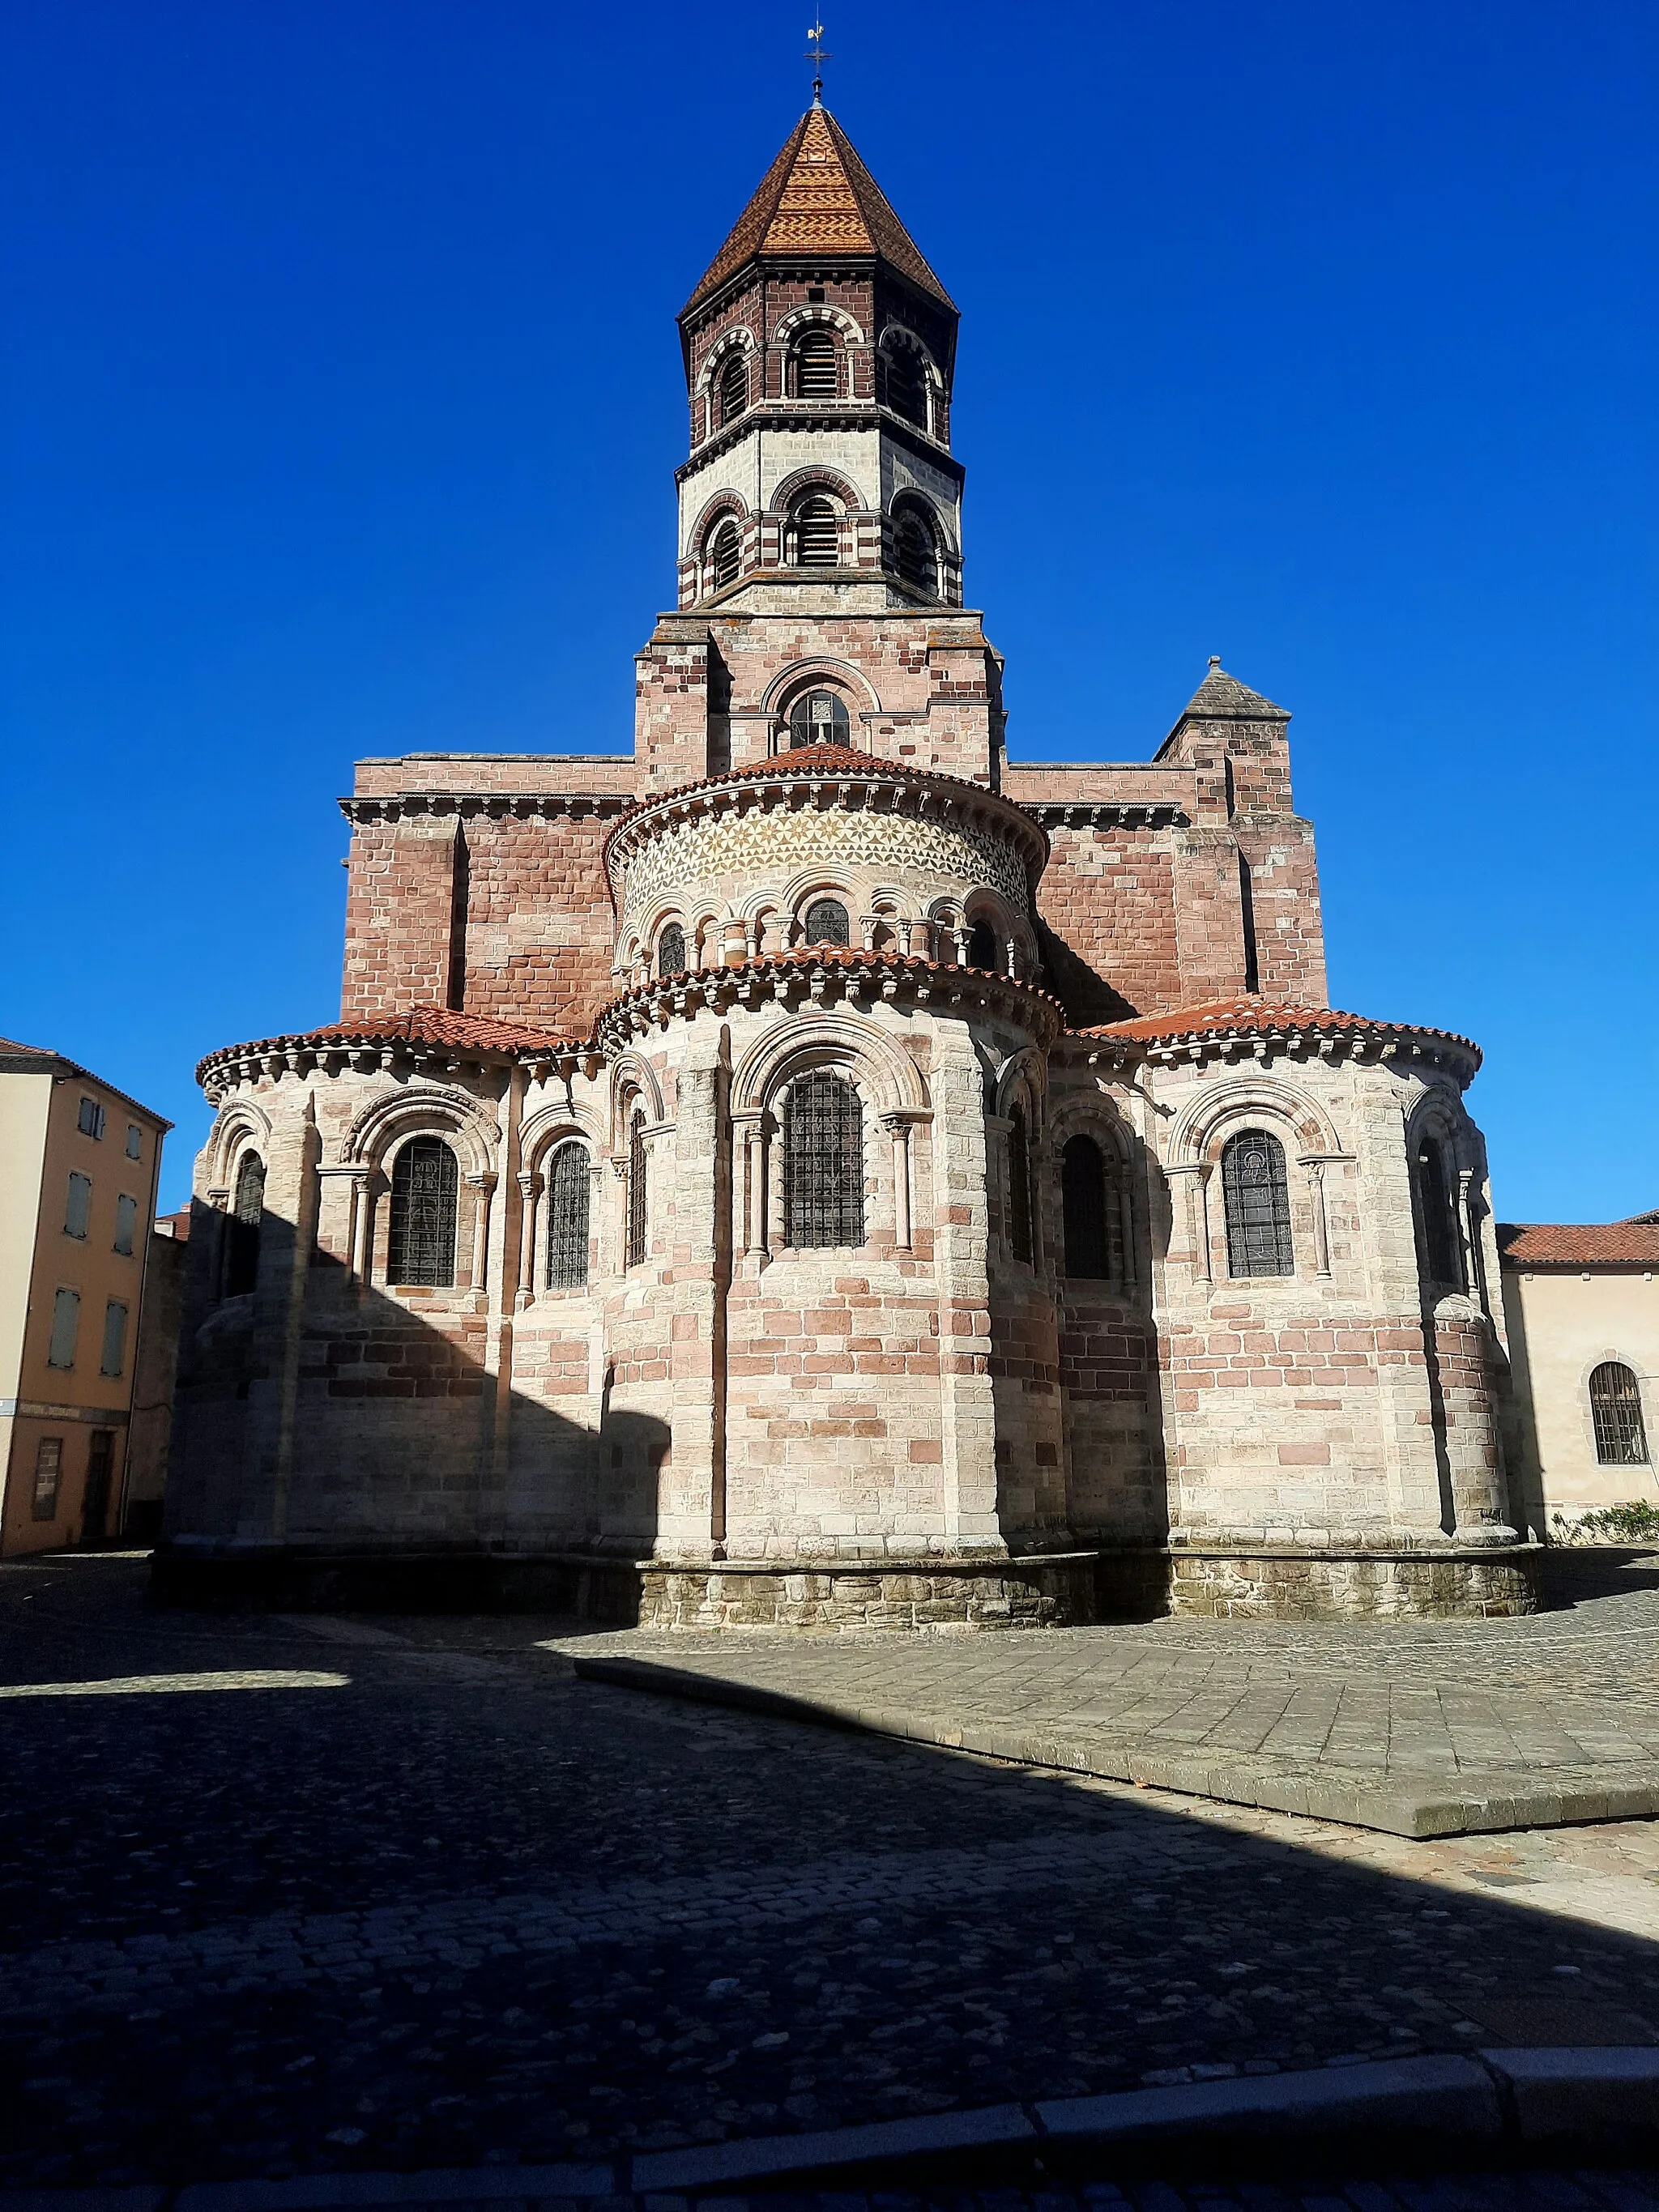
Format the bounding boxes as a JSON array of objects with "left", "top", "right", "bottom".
[{"left": 161, "top": 101, "right": 1537, "bottom": 1624}]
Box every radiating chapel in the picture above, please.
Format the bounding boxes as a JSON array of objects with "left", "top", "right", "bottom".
[{"left": 164, "top": 101, "right": 1537, "bottom": 1623}]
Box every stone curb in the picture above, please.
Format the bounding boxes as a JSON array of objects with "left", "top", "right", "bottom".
[
  {"left": 6, "top": 2051, "right": 1659, "bottom": 2210},
  {"left": 571, "top": 1654, "right": 1659, "bottom": 1839}
]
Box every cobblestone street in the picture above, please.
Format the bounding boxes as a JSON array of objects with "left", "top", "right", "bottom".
[{"left": 5, "top": 1554, "right": 1659, "bottom": 2195}]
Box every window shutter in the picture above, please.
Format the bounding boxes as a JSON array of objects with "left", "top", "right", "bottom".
[
  {"left": 126, "top": 1123, "right": 143, "bottom": 1160},
  {"left": 100, "top": 1298, "right": 129, "bottom": 1377},
  {"left": 48, "top": 1289, "right": 80, "bottom": 1370},
  {"left": 65, "top": 1172, "right": 92, "bottom": 1239},
  {"left": 114, "top": 1193, "right": 139, "bottom": 1256}
]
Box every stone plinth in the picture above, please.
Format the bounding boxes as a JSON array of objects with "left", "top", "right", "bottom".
[
  {"left": 1095, "top": 1543, "right": 1544, "bottom": 1622},
  {"left": 638, "top": 1553, "right": 1101, "bottom": 1632}
]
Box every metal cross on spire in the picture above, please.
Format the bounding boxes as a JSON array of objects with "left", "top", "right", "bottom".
[{"left": 804, "top": 18, "right": 832, "bottom": 103}]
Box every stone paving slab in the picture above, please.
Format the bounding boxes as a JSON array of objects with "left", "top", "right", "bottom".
[{"left": 561, "top": 1558, "right": 1659, "bottom": 1839}]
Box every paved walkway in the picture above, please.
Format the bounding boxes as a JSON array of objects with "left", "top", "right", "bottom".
[{"left": 565, "top": 1551, "right": 1659, "bottom": 1838}]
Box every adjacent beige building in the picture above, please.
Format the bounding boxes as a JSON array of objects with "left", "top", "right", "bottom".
[
  {"left": 1500, "top": 1217, "right": 1659, "bottom": 1535},
  {"left": 0, "top": 1039, "right": 170, "bottom": 1557}
]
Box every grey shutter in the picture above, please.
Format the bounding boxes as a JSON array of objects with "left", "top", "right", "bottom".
[
  {"left": 48, "top": 1288, "right": 81, "bottom": 1369},
  {"left": 65, "top": 1173, "right": 92, "bottom": 1239},
  {"left": 100, "top": 1298, "right": 129, "bottom": 1377},
  {"left": 114, "top": 1193, "right": 139, "bottom": 1256}
]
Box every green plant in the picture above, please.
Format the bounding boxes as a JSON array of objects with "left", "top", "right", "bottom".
[{"left": 1552, "top": 1499, "right": 1659, "bottom": 1545}]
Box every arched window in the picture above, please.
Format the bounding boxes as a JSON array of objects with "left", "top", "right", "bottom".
[
  {"left": 625, "top": 1109, "right": 648, "bottom": 1269},
  {"left": 784, "top": 1070, "right": 864, "bottom": 1248},
  {"left": 1221, "top": 1129, "right": 1294, "bottom": 1279},
  {"left": 1009, "top": 1105, "right": 1034, "bottom": 1264},
  {"left": 1589, "top": 1362, "right": 1649, "bottom": 1466},
  {"left": 657, "top": 922, "right": 686, "bottom": 978},
  {"left": 802, "top": 897, "right": 851, "bottom": 947},
  {"left": 790, "top": 494, "right": 840, "bottom": 566},
  {"left": 966, "top": 918, "right": 1000, "bottom": 972},
  {"left": 546, "top": 1140, "right": 591, "bottom": 1290},
  {"left": 787, "top": 688, "right": 851, "bottom": 748},
  {"left": 1061, "top": 1135, "right": 1111, "bottom": 1281},
  {"left": 1415, "top": 1136, "right": 1464, "bottom": 1289},
  {"left": 717, "top": 351, "right": 748, "bottom": 427},
  {"left": 708, "top": 518, "right": 740, "bottom": 591},
  {"left": 387, "top": 1136, "right": 458, "bottom": 1289},
  {"left": 880, "top": 343, "right": 928, "bottom": 428},
  {"left": 225, "top": 1153, "right": 265, "bottom": 1297},
  {"left": 893, "top": 503, "right": 938, "bottom": 598},
  {"left": 792, "top": 328, "right": 838, "bottom": 399}
]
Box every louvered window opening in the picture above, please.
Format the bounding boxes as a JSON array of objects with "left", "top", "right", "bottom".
[
  {"left": 788, "top": 688, "right": 850, "bottom": 747},
  {"left": 226, "top": 1153, "right": 266, "bottom": 1297},
  {"left": 1590, "top": 1362, "right": 1649, "bottom": 1466},
  {"left": 717, "top": 352, "right": 748, "bottom": 426},
  {"left": 1009, "top": 1106, "right": 1034, "bottom": 1264},
  {"left": 803, "top": 897, "right": 851, "bottom": 947},
  {"left": 791, "top": 497, "right": 839, "bottom": 566},
  {"left": 881, "top": 347, "right": 927, "bottom": 428},
  {"left": 1062, "top": 1135, "right": 1113, "bottom": 1281},
  {"left": 658, "top": 922, "right": 686, "bottom": 978},
  {"left": 546, "top": 1141, "right": 591, "bottom": 1290},
  {"left": 626, "top": 1110, "right": 648, "bottom": 1269},
  {"left": 1416, "top": 1140, "right": 1463, "bottom": 1288},
  {"left": 709, "top": 520, "right": 740, "bottom": 590},
  {"left": 1222, "top": 1129, "right": 1294, "bottom": 1279},
  {"left": 893, "top": 507, "right": 936, "bottom": 597},
  {"left": 794, "top": 332, "right": 838, "bottom": 399},
  {"left": 785, "top": 1071, "right": 864, "bottom": 1250},
  {"left": 388, "top": 1137, "right": 458, "bottom": 1288}
]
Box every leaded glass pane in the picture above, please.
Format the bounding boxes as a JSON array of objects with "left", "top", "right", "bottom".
[
  {"left": 387, "top": 1137, "right": 458, "bottom": 1288},
  {"left": 1590, "top": 1362, "right": 1649, "bottom": 1466},
  {"left": 803, "top": 897, "right": 851, "bottom": 947},
  {"left": 1062, "top": 1135, "right": 1111, "bottom": 1280},
  {"left": 658, "top": 923, "right": 686, "bottom": 978},
  {"left": 546, "top": 1141, "right": 591, "bottom": 1289},
  {"left": 788, "top": 689, "right": 851, "bottom": 747},
  {"left": 1222, "top": 1129, "right": 1294, "bottom": 1279},
  {"left": 784, "top": 1072, "right": 864, "bottom": 1250},
  {"left": 1416, "top": 1140, "right": 1463, "bottom": 1288},
  {"left": 626, "top": 1110, "right": 648, "bottom": 1269}
]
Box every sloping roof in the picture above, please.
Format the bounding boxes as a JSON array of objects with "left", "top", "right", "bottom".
[
  {"left": 198, "top": 1006, "right": 585, "bottom": 1082},
  {"left": 1076, "top": 995, "right": 1480, "bottom": 1061},
  {"left": 683, "top": 105, "right": 953, "bottom": 313},
  {"left": 1172, "top": 660, "right": 1289, "bottom": 725},
  {"left": 1498, "top": 1222, "right": 1659, "bottom": 1268},
  {"left": 0, "top": 1035, "right": 60, "bottom": 1061}
]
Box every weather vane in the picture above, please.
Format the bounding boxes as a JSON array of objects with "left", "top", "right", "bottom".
[{"left": 804, "top": 18, "right": 832, "bottom": 102}]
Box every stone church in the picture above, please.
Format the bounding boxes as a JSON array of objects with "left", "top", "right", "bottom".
[{"left": 162, "top": 101, "right": 1537, "bottom": 1624}]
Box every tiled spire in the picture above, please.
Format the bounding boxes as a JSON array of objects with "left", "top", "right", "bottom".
[{"left": 683, "top": 105, "right": 953, "bottom": 313}]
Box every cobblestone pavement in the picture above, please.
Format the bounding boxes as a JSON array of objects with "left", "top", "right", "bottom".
[
  {"left": 5, "top": 1554, "right": 1659, "bottom": 2193},
  {"left": 561, "top": 1554, "right": 1659, "bottom": 1834}
]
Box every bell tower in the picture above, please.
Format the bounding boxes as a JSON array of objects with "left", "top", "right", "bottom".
[{"left": 636, "top": 102, "right": 1004, "bottom": 795}]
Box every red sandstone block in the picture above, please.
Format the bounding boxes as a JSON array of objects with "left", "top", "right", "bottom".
[
  {"left": 1278, "top": 1442, "right": 1331, "bottom": 1464},
  {"left": 908, "top": 1439, "right": 943, "bottom": 1463}
]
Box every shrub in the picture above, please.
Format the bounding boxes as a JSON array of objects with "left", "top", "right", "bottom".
[{"left": 1551, "top": 1500, "right": 1659, "bottom": 1545}]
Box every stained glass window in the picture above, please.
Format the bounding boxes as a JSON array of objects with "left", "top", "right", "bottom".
[
  {"left": 1590, "top": 1363, "right": 1649, "bottom": 1466},
  {"left": 784, "top": 1071, "right": 864, "bottom": 1249},
  {"left": 546, "top": 1141, "right": 591, "bottom": 1290},
  {"left": 626, "top": 1110, "right": 648, "bottom": 1269},
  {"left": 658, "top": 923, "right": 686, "bottom": 979},
  {"left": 1222, "top": 1129, "right": 1294, "bottom": 1279},
  {"left": 788, "top": 689, "right": 851, "bottom": 747},
  {"left": 226, "top": 1153, "right": 265, "bottom": 1296},
  {"left": 387, "top": 1137, "right": 458, "bottom": 1288},
  {"left": 1062, "top": 1135, "right": 1111, "bottom": 1281},
  {"left": 802, "top": 897, "right": 851, "bottom": 947}
]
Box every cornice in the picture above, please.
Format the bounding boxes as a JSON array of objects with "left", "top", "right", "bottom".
[
  {"left": 1056, "top": 1004, "right": 1481, "bottom": 1085},
  {"left": 677, "top": 403, "right": 961, "bottom": 486},
  {"left": 340, "top": 791, "right": 636, "bottom": 827},
  {"left": 1020, "top": 800, "right": 1191, "bottom": 830}
]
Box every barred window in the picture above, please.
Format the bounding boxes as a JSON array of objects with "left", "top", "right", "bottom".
[
  {"left": 784, "top": 1071, "right": 864, "bottom": 1249},
  {"left": 1009, "top": 1105, "right": 1034, "bottom": 1264},
  {"left": 717, "top": 351, "right": 748, "bottom": 426},
  {"left": 893, "top": 503, "right": 937, "bottom": 597},
  {"left": 225, "top": 1153, "right": 265, "bottom": 1297},
  {"left": 1222, "top": 1128, "right": 1294, "bottom": 1279},
  {"left": 880, "top": 343, "right": 928, "bottom": 428},
  {"left": 1590, "top": 1362, "right": 1649, "bottom": 1466},
  {"left": 546, "top": 1141, "right": 591, "bottom": 1290},
  {"left": 709, "top": 518, "right": 740, "bottom": 590},
  {"left": 1415, "top": 1137, "right": 1463, "bottom": 1289},
  {"left": 790, "top": 495, "right": 839, "bottom": 565},
  {"left": 802, "top": 897, "right": 851, "bottom": 947},
  {"left": 793, "top": 329, "right": 838, "bottom": 399},
  {"left": 788, "top": 688, "right": 851, "bottom": 747},
  {"left": 626, "top": 1110, "right": 648, "bottom": 1269},
  {"left": 658, "top": 922, "right": 686, "bottom": 978},
  {"left": 387, "top": 1136, "right": 458, "bottom": 1288},
  {"left": 966, "top": 918, "right": 1000, "bottom": 972},
  {"left": 1062, "top": 1135, "right": 1112, "bottom": 1281}
]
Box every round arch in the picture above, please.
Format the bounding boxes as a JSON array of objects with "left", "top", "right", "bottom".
[
  {"left": 731, "top": 1012, "right": 930, "bottom": 1119},
  {"left": 767, "top": 465, "right": 864, "bottom": 518},
  {"left": 1167, "top": 1075, "right": 1346, "bottom": 1169},
  {"left": 339, "top": 1086, "right": 499, "bottom": 1178}
]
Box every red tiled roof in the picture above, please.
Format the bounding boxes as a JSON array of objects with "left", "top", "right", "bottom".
[
  {"left": 1498, "top": 1222, "right": 1659, "bottom": 1268},
  {"left": 608, "top": 943, "right": 1064, "bottom": 1017},
  {"left": 197, "top": 1006, "right": 586, "bottom": 1082},
  {"left": 1075, "top": 996, "right": 1480, "bottom": 1059},
  {"left": 684, "top": 106, "right": 953, "bottom": 314},
  {"left": 0, "top": 1035, "right": 59, "bottom": 1059}
]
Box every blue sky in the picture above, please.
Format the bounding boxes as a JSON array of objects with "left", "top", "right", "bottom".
[{"left": 3, "top": 1, "right": 1654, "bottom": 1217}]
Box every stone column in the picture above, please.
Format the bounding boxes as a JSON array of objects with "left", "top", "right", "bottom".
[{"left": 929, "top": 1025, "right": 1004, "bottom": 1556}]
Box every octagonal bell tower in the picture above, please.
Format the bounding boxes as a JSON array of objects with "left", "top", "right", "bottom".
[{"left": 637, "top": 100, "right": 1004, "bottom": 796}]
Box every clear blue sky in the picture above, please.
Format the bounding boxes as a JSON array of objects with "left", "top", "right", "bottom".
[{"left": 4, "top": 1, "right": 1654, "bottom": 1218}]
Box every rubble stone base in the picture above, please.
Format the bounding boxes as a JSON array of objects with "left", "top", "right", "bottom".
[
  {"left": 637, "top": 1554, "right": 1101, "bottom": 1632},
  {"left": 1096, "top": 1543, "right": 1544, "bottom": 1621}
]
